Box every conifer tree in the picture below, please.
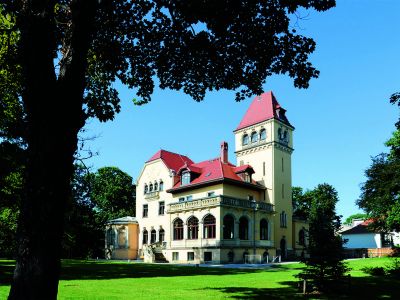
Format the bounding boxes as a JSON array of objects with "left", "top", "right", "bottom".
[{"left": 299, "top": 183, "right": 349, "bottom": 292}]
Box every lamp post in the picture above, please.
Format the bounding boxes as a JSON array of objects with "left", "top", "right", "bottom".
[{"left": 251, "top": 198, "right": 257, "bottom": 256}]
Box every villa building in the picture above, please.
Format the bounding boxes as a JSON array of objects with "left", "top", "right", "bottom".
[{"left": 133, "top": 91, "right": 307, "bottom": 264}]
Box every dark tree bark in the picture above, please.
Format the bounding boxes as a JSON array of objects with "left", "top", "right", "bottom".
[{"left": 8, "top": 1, "right": 97, "bottom": 299}]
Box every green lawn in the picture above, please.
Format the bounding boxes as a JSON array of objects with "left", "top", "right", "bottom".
[{"left": 0, "top": 258, "right": 398, "bottom": 299}]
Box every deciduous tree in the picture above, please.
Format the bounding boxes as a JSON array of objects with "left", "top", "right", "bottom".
[{"left": 1, "top": 1, "right": 336, "bottom": 298}]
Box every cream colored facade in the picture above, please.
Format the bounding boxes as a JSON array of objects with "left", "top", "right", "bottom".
[{"left": 133, "top": 92, "right": 306, "bottom": 263}]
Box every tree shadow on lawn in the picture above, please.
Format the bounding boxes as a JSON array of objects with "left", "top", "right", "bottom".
[
  {"left": 205, "top": 276, "right": 400, "bottom": 299},
  {"left": 0, "top": 260, "right": 293, "bottom": 284}
]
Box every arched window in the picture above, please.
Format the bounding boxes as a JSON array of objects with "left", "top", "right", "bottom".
[
  {"left": 278, "top": 128, "right": 282, "bottom": 140},
  {"left": 223, "top": 215, "right": 235, "bottom": 239},
  {"left": 118, "top": 226, "right": 127, "bottom": 248},
  {"left": 159, "top": 228, "right": 165, "bottom": 242},
  {"left": 187, "top": 216, "right": 199, "bottom": 239},
  {"left": 150, "top": 229, "right": 157, "bottom": 243},
  {"left": 299, "top": 229, "right": 305, "bottom": 246},
  {"left": 203, "top": 214, "right": 216, "bottom": 239},
  {"left": 260, "top": 128, "right": 266, "bottom": 140},
  {"left": 280, "top": 211, "right": 287, "bottom": 228},
  {"left": 142, "top": 229, "right": 148, "bottom": 245},
  {"left": 144, "top": 184, "right": 148, "bottom": 194},
  {"left": 154, "top": 182, "right": 158, "bottom": 191},
  {"left": 242, "top": 134, "right": 249, "bottom": 146},
  {"left": 149, "top": 183, "right": 153, "bottom": 192},
  {"left": 181, "top": 171, "right": 190, "bottom": 185},
  {"left": 239, "top": 217, "right": 249, "bottom": 240},
  {"left": 260, "top": 219, "right": 269, "bottom": 240},
  {"left": 283, "top": 130, "right": 288, "bottom": 143},
  {"left": 173, "top": 218, "right": 184, "bottom": 240},
  {"left": 159, "top": 180, "right": 164, "bottom": 191},
  {"left": 251, "top": 131, "right": 258, "bottom": 143}
]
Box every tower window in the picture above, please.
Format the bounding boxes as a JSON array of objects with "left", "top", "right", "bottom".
[
  {"left": 154, "top": 181, "right": 158, "bottom": 191},
  {"left": 149, "top": 183, "right": 153, "bottom": 192},
  {"left": 260, "top": 128, "right": 266, "bottom": 140},
  {"left": 144, "top": 184, "right": 148, "bottom": 194},
  {"left": 282, "top": 184, "right": 284, "bottom": 199},
  {"left": 251, "top": 131, "right": 258, "bottom": 143},
  {"left": 263, "top": 162, "right": 266, "bottom": 176},
  {"left": 159, "top": 180, "right": 164, "bottom": 191},
  {"left": 280, "top": 211, "right": 287, "bottom": 228},
  {"left": 159, "top": 201, "right": 165, "bottom": 215},
  {"left": 242, "top": 134, "right": 249, "bottom": 146},
  {"left": 282, "top": 157, "right": 284, "bottom": 172},
  {"left": 143, "top": 204, "right": 148, "bottom": 218}
]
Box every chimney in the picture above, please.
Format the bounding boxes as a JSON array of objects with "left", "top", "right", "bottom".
[{"left": 220, "top": 141, "right": 228, "bottom": 163}]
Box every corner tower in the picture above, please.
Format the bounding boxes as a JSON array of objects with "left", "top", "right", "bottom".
[{"left": 234, "top": 91, "right": 294, "bottom": 255}]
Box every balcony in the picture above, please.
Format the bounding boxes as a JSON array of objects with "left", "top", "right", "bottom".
[
  {"left": 144, "top": 191, "right": 160, "bottom": 200},
  {"left": 168, "top": 195, "right": 274, "bottom": 214},
  {"left": 170, "top": 239, "right": 273, "bottom": 249}
]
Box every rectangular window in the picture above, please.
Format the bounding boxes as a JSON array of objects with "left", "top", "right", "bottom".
[
  {"left": 282, "top": 184, "right": 284, "bottom": 199},
  {"left": 158, "top": 201, "right": 165, "bottom": 215},
  {"left": 207, "top": 191, "right": 215, "bottom": 197},
  {"left": 172, "top": 252, "right": 179, "bottom": 261},
  {"left": 282, "top": 157, "right": 284, "bottom": 172},
  {"left": 186, "top": 195, "right": 193, "bottom": 201},
  {"left": 240, "top": 160, "right": 244, "bottom": 166},
  {"left": 143, "top": 204, "right": 148, "bottom": 218},
  {"left": 204, "top": 252, "right": 212, "bottom": 262},
  {"left": 179, "top": 197, "right": 185, "bottom": 202},
  {"left": 263, "top": 162, "right": 266, "bottom": 176},
  {"left": 187, "top": 252, "right": 194, "bottom": 261}
]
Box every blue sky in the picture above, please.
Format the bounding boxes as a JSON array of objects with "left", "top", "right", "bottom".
[{"left": 83, "top": 0, "right": 400, "bottom": 220}]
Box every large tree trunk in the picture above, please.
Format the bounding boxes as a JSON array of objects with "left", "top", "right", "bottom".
[{"left": 9, "top": 1, "right": 97, "bottom": 299}]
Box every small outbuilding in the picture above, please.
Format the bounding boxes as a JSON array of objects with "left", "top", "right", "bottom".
[{"left": 105, "top": 216, "right": 139, "bottom": 260}]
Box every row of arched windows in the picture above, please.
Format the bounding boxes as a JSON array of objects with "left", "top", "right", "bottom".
[
  {"left": 173, "top": 215, "right": 216, "bottom": 240},
  {"left": 144, "top": 180, "right": 164, "bottom": 194},
  {"left": 142, "top": 228, "right": 165, "bottom": 245},
  {"left": 223, "top": 215, "right": 270, "bottom": 240},
  {"left": 242, "top": 128, "right": 267, "bottom": 146}
]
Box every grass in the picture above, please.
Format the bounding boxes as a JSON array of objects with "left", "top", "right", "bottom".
[{"left": 0, "top": 257, "right": 399, "bottom": 299}]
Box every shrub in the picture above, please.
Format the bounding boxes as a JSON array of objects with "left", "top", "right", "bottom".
[{"left": 361, "top": 266, "right": 386, "bottom": 276}]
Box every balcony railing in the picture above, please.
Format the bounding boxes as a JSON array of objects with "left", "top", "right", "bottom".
[
  {"left": 168, "top": 195, "right": 274, "bottom": 213},
  {"left": 144, "top": 191, "right": 160, "bottom": 200},
  {"left": 170, "top": 239, "right": 274, "bottom": 249}
]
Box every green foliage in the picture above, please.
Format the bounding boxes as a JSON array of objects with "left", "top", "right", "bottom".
[
  {"left": 343, "top": 213, "right": 368, "bottom": 226},
  {"left": 360, "top": 266, "right": 386, "bottom": 276},
  {"left": 298, "top": 183, "right": 349, "bottom": 292},
  {"left": 357, "top": 97, "right": 400, "bottom": 232},
  {"left": 357, "top": 154, "right": 400, "bottom": 232},
  {"left": 361, "top": 259, "right": 400, "bottom": 278},
  {"left": 292, "top": 186, "right": 312, "bottom": 219},
  {"left": 89, "top": 167, "right": 136, "bottom": 224}
]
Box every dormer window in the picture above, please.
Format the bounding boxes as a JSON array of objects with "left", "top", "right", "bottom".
[
  {"left": 260, "top": 128, "right": 266, "bottom": 140},
  {"left": 242, "top": 134, "right": 249, "bottom": 146},
  {"left": 251, "top": 131, "right": 258, "bottom": 143},
  {"left": 181, "top": 171, "right": 190, "bottom": 185}
]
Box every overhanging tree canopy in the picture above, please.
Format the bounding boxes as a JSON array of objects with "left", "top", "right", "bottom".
[{"left": 1, "top": 1, "right": 335, "bottom": 299}]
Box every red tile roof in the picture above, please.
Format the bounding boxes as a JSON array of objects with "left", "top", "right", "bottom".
[
  {"left": 146, "top": 150, "right": 194, "bottom": 172},
  {"left": 341, "top": 219, "right": 377, "bottom": 235},
  {"left": 235, "top": 91, "right": 292, "bottom": 131},
  {"left": 168, "top": 158, "right": 263, "bottom": 193}
]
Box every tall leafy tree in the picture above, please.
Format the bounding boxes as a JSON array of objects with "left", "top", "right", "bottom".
[
  {"left": 357, "top": 153, "right": 400, "bottom": 232},
  {"left": 299, "top": 184, "right": 349, "bottom": 292},
  {"left": 357, "top": 98, "right": 400, "bottom": 232},
  {"left": 1, "top": 1, "right": 336, "bottom": 298},
  {"left": 89, "top": 166, "right": 136, "bottom": 223},
  {"left": 292, "top": 186, "right": 312, "bottom": 220}
]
